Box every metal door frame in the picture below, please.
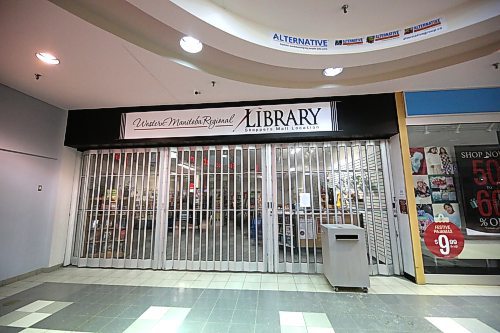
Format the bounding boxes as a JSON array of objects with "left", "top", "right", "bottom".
[{"left": 380, "top": 141, "right": 402, "bottom": 275}]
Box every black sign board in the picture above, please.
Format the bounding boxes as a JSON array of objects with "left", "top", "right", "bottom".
[
  {"left": 65, "top": 94, "right": 398, "bottom": 150},
  {"left": 454, "top": 145, "right": 500, "bottom": 235}
]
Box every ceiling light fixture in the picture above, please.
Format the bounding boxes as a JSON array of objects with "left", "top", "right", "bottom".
[
  {"left": 180, "top": 36, "right": 203, "bottom": 53},
  {"left": 35, "top": 52, "right": 60, "bottom": 65},
  {"left": 323, "top": 67, "right": 343, "bottom": 77}
]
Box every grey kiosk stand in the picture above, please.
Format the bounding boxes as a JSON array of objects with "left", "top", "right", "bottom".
[{"left": 321, "top": 224, "right": 370, "bottom": 292}]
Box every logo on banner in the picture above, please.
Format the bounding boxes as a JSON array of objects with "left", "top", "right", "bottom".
[
  {"left": 403, "top": 18, "right": 443, "bottom": 41},
  {"left": 272, "top": 33, "right": 328, "bottom": 51},
  {"left": 334, "top": 38, "right": 363, "bottom": 46},
  {"left": 233, "top": 102, "right": 339, "bottom": 133},
  {"left": 366, "top": 30, "right": 400, "bottom": 44}
]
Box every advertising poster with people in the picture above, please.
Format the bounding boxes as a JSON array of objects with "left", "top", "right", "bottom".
[
  {"left": 432, "top": 202, "right": 461, "bottom": 227},
  {"left": 455, "top": 145, "right": 500, "bottom": 236},
  {"left": 416, "top": 204, "right": 434, "bottom": 235},
  {"left": 425, "top": 146, "right": 454, "bottom": 175},
  {"left": 410, "top": 147, "right": 427, "bottom": 175},
  {"left": 429, "top": 175, "right": 457, "bottom": 203},
  {"left": 413, "top": 175, "right": 431, "bottom": 204},
  {"left": 410, "top": 146, "right": 458, "bottom": 235}
]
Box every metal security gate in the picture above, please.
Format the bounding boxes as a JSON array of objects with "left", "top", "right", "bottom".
[
  {"left": 159, "top": 145, "right": 268, "bottom": 271},
  {"left": 71, "top": 149, "right": 160, "bottom": 268},
  {"left": 71, "top": 142, "right": 397, "bottom": 275},
  {"left": 271, "top": 141, "right": 397, "bottom": 275}
]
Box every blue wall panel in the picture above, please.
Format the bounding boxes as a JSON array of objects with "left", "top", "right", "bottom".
[{"left": 405, "top": 88, "right": 500, "bottom": 116}]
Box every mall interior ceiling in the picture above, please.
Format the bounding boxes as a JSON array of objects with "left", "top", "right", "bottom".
[{"left": 0, "top": 0, "right": 499, "bottom": 110}]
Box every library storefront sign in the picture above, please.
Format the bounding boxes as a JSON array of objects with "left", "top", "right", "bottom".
[
  {"left": 122, "top": 101, "right": 338, "bottom": 139},
  {"left": 67, "top": 94, "right": 400, "bottom": 275}
]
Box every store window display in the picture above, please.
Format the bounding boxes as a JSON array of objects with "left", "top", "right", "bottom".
[{"left": 408, "top": 122, "right": 499, "bottom": 274}]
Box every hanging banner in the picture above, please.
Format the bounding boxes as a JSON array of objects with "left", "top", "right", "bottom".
[
  {"left": 122, "top": 102, "right": 337, "bottom": 139},
  {"left": 454, "top": 145, "right": 500, "bottom": 236},
  {"left": 272, "top": 18, "right": 445, "bottom": 51}
]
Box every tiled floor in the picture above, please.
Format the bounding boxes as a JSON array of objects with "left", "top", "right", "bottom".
[{"left": 0, "top": 267, "right": 499, "bottom": 332}]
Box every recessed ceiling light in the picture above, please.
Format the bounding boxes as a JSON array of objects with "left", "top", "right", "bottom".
[
  {"left": 180, "top": 36, "right": 203, "bottom": 53},
  {"left": 323, "top": 67, "right": 343, "bottom": 77},
  {"left": 35, "top": 52, "right": 60, "bottom": 65}
]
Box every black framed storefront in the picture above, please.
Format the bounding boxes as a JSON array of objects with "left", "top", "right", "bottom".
[{"left": 66, "top": 93, "right": 402, "bottom": 275}]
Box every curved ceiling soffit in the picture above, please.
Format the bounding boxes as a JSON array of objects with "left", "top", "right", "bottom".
[
  {"left": 49, "top": 0, "right": 500, "bottom": 89},
  {"left": 158, "top": 0, "right": 500, "bottom": 66}
]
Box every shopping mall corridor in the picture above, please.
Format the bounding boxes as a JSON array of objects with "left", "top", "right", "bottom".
[{"left": 0, "top": 267, "right": 499, "bottom": 333}]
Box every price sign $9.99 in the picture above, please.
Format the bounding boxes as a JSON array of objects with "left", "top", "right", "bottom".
[{"left": 424, "top": 222, "right": 464, "bottom": 259}]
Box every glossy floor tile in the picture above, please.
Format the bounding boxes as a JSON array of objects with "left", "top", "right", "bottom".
[{"left": 0, "top": 267, "right": 499, "bottom": 332}]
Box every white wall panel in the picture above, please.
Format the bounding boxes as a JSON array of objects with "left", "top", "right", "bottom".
[{"left": 0, "top": 84, "right": 67, "bottom": 281}]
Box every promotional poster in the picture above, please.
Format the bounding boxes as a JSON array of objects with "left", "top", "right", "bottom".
[
  {"left": 455, "top": 145, "right": 500, "bottom": 235},
  {"left": 411, "top": 146, "right": 460, "bottom": 235},
  {"left": 413, "top": 175, "right": 432, "bottom": 204},
  {"left": 410, "top": 147, "right": 427, "bottom": 175}
]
